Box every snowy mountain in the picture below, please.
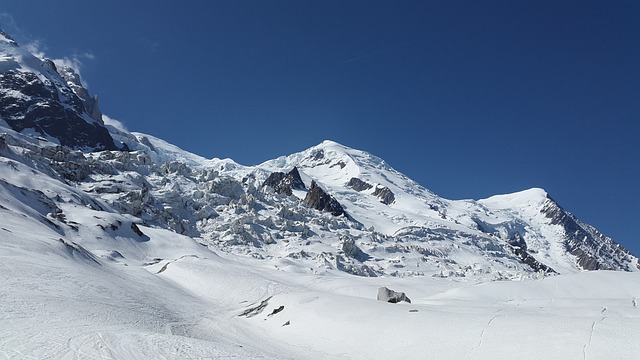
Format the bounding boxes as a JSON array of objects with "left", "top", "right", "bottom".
[
  {"left": 1, "top": 30, "right": 639, "bottom": 359},
  {"left": 0, "top": 29, "right": 118, "bottom": 151}
]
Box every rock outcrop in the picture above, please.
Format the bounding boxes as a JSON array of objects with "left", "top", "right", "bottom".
[
  {"left": 0, "top": 30, "right": 118, "bottom": 151},
  {"left": 541, "top": 198, "right": 639, "bottom": 271},
  {"left": 303, "top": 181, "right": 346, "bottom": 216},
  {"left": 377, "top": 287, "right": 411, "bottom": 303},
  {"left": 347, "top": 177, "right": 373, "bottom": 192},
  {"left": 262, "top": 167, "right": 306, "bottom": 196},
  {"left": 373, "top": 185, "right": 395, "bottom": 205}
]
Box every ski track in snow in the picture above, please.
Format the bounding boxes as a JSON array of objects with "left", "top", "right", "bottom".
[
  {"left": 583, "top": 314, "right": 607, "bottom": 360},
  {"left": 468, "top": 314, "right": 504, "bottom": 359},
  {"left": 467, "top": 299, "right": 525, "bottom": 359}
]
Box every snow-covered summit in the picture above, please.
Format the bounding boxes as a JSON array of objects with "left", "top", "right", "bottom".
[
  {"left": 480, "top": 187, "right": 549, "bottom": 209},
  {"left": 262, "top": 139, "right": 392, "bottom": 187}
]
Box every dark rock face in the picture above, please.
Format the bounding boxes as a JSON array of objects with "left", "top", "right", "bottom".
[
  {"left": 541, "top": 198, "right": 639, "bottom": 271},
  {"left": 262, "top": 167, "right": 306, "bottom": 196},
  {"left": 347, "top": 177, "right": 373, "bottom": 192},
  {"left": 303, "top": 181, "right": 346, "bottom": 216},
  {"left": 56, "top": 65, "right": 104, "bottom": 123},
  {"left": 507, "top": 233, "right": 556, "bottom": 274},
  {"left": 347, "top": 178, "right": 395, "bottom": 205},
  {"left": 0, "top": 34, "right": 118, "bottom": 151},
  {"left": 373, "top": 186, "right": 395, "bottom": 205},
  {"left": 0, "top": 70, "right": 117, "bottom": 151},
  {"left": 377, "top": 287, "right": 411, "bottom": 304}
]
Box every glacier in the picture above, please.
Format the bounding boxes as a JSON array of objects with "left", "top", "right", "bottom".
[{"left": 1, "top": 28, "right": 639, "bottom": 359}]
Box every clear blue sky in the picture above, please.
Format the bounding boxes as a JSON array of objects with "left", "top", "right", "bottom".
[{"left": 2, "top": 1, "right": 639, "bottom": 255}]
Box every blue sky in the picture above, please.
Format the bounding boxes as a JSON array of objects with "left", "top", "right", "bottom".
[{"left": 2, "top": 0, "right": 639, "bottom": 256}]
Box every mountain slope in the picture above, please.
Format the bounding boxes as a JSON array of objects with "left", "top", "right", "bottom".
[{"left": 1, "top": 28, "right": 640, "bottom": 359}]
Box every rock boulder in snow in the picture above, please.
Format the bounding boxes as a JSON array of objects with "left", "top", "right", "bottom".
[{"left": 377, "top": 287, "right": 411, "bottom": 303}]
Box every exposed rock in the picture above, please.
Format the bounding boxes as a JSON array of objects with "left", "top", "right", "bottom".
[
  {"left": 285, "top": 167, "right": 305, "bottom": 189},
  {"left": 331, "top": 160, "right": 347, "bottom": 169},
  {"left": 57, "top": 238, "right": 101, "bottom": 266},
  {"left": 56, "top": 65, "right": 104, "bottom": 122},
  {"left": 541, "top": 197, "right": 639, "bottom": 271},
  {"left": 311, "top": 149, "right": 324, "bottom": 160},
  {"left": 0, "top": 69, "right": 118, "bottom": 151},
  {"left": 267, "top": 305, "right": 284, "bottom": 317},
  {"left": 130, "top": 223, "right": 145, "bottom": 237},
  {"left": 262, "top": 167, "right": 306, "bottom": 196},
  {"left": 373, "top": 186, "right": 395, "bottom": 205},
  {"left": 507, "top": 233, "right": 556, "bottom": 274},
  {"left": 0, "top": 32, "right": 118, "bottom": 151},
  {"left": 377, "top": 287, "right": 411, "bottom": 304},
  {"left": 347, "top": 177, "right": 373, "bottom": 192},
  {"left": 303, "top": 181, "right": 346, "bottom": 216},
  {"left": 238, "top": 296, "right": 272, "bottom": 318}
]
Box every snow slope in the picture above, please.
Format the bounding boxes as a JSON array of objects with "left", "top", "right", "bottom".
[
  {"left": 2, "top": 206, "right": 639, "bottom": 359},
  {"left": 1, "top": 132, "right": 639, "bottom": 359}
]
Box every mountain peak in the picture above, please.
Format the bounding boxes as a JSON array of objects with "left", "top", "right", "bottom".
[
  {"left": 318, "top": 139, "right": 342, "bottom": 146},
  {"left": 316, "top": 139, "right": 348, "bottom": 149},
  {"left": 479, "top": 187, "right": 549, "bottom": 209}
]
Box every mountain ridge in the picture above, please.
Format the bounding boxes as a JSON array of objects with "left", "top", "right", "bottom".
[
  {"left": 0, "top": 29, "right": 637, "bottom": 281},
  {"left": 0, "top": 27, "right": 118, "bottom": 151}
]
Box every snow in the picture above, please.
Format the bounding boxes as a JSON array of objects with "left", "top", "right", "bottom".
[
  {"left": 1, "top": 142, "right": 638, "bottom": 358},
  {"left": 126, "top": 131, "right": 213, "bottom": 166},
  {"left": 2, "top": 212, "right": 639, "bottom": 360},
  {"left": 479, "top": 187, "right": 549, "bottom": 209}
]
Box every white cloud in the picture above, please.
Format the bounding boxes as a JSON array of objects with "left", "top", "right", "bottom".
[
  {"left": 52, "top": 56, "right": 84, "bottom": 75},
  {"left": 23, "top": 40, "right": 47, "bottom": 58},
  {"left": 53, "top": 52, "right": 96, "bottom": 87},
  {"left": 0, "top": 12, "right": 20, "bottom": 34},
  {"left": 18, "top": 34, "right": 95, "bottom": 88},
  {"left": 102, "top": 115, "right": 128, "bottom": 131},
  {"left": 2, "top": 14, "right": 95, "bottom": 88}
]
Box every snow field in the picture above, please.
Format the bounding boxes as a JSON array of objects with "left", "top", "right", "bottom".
[
  {"left": 157, "top": 254, "right": 640, "bottom": 360},
  {"left": 1, "top": 180, "right": 639, "bottom": 359}
]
